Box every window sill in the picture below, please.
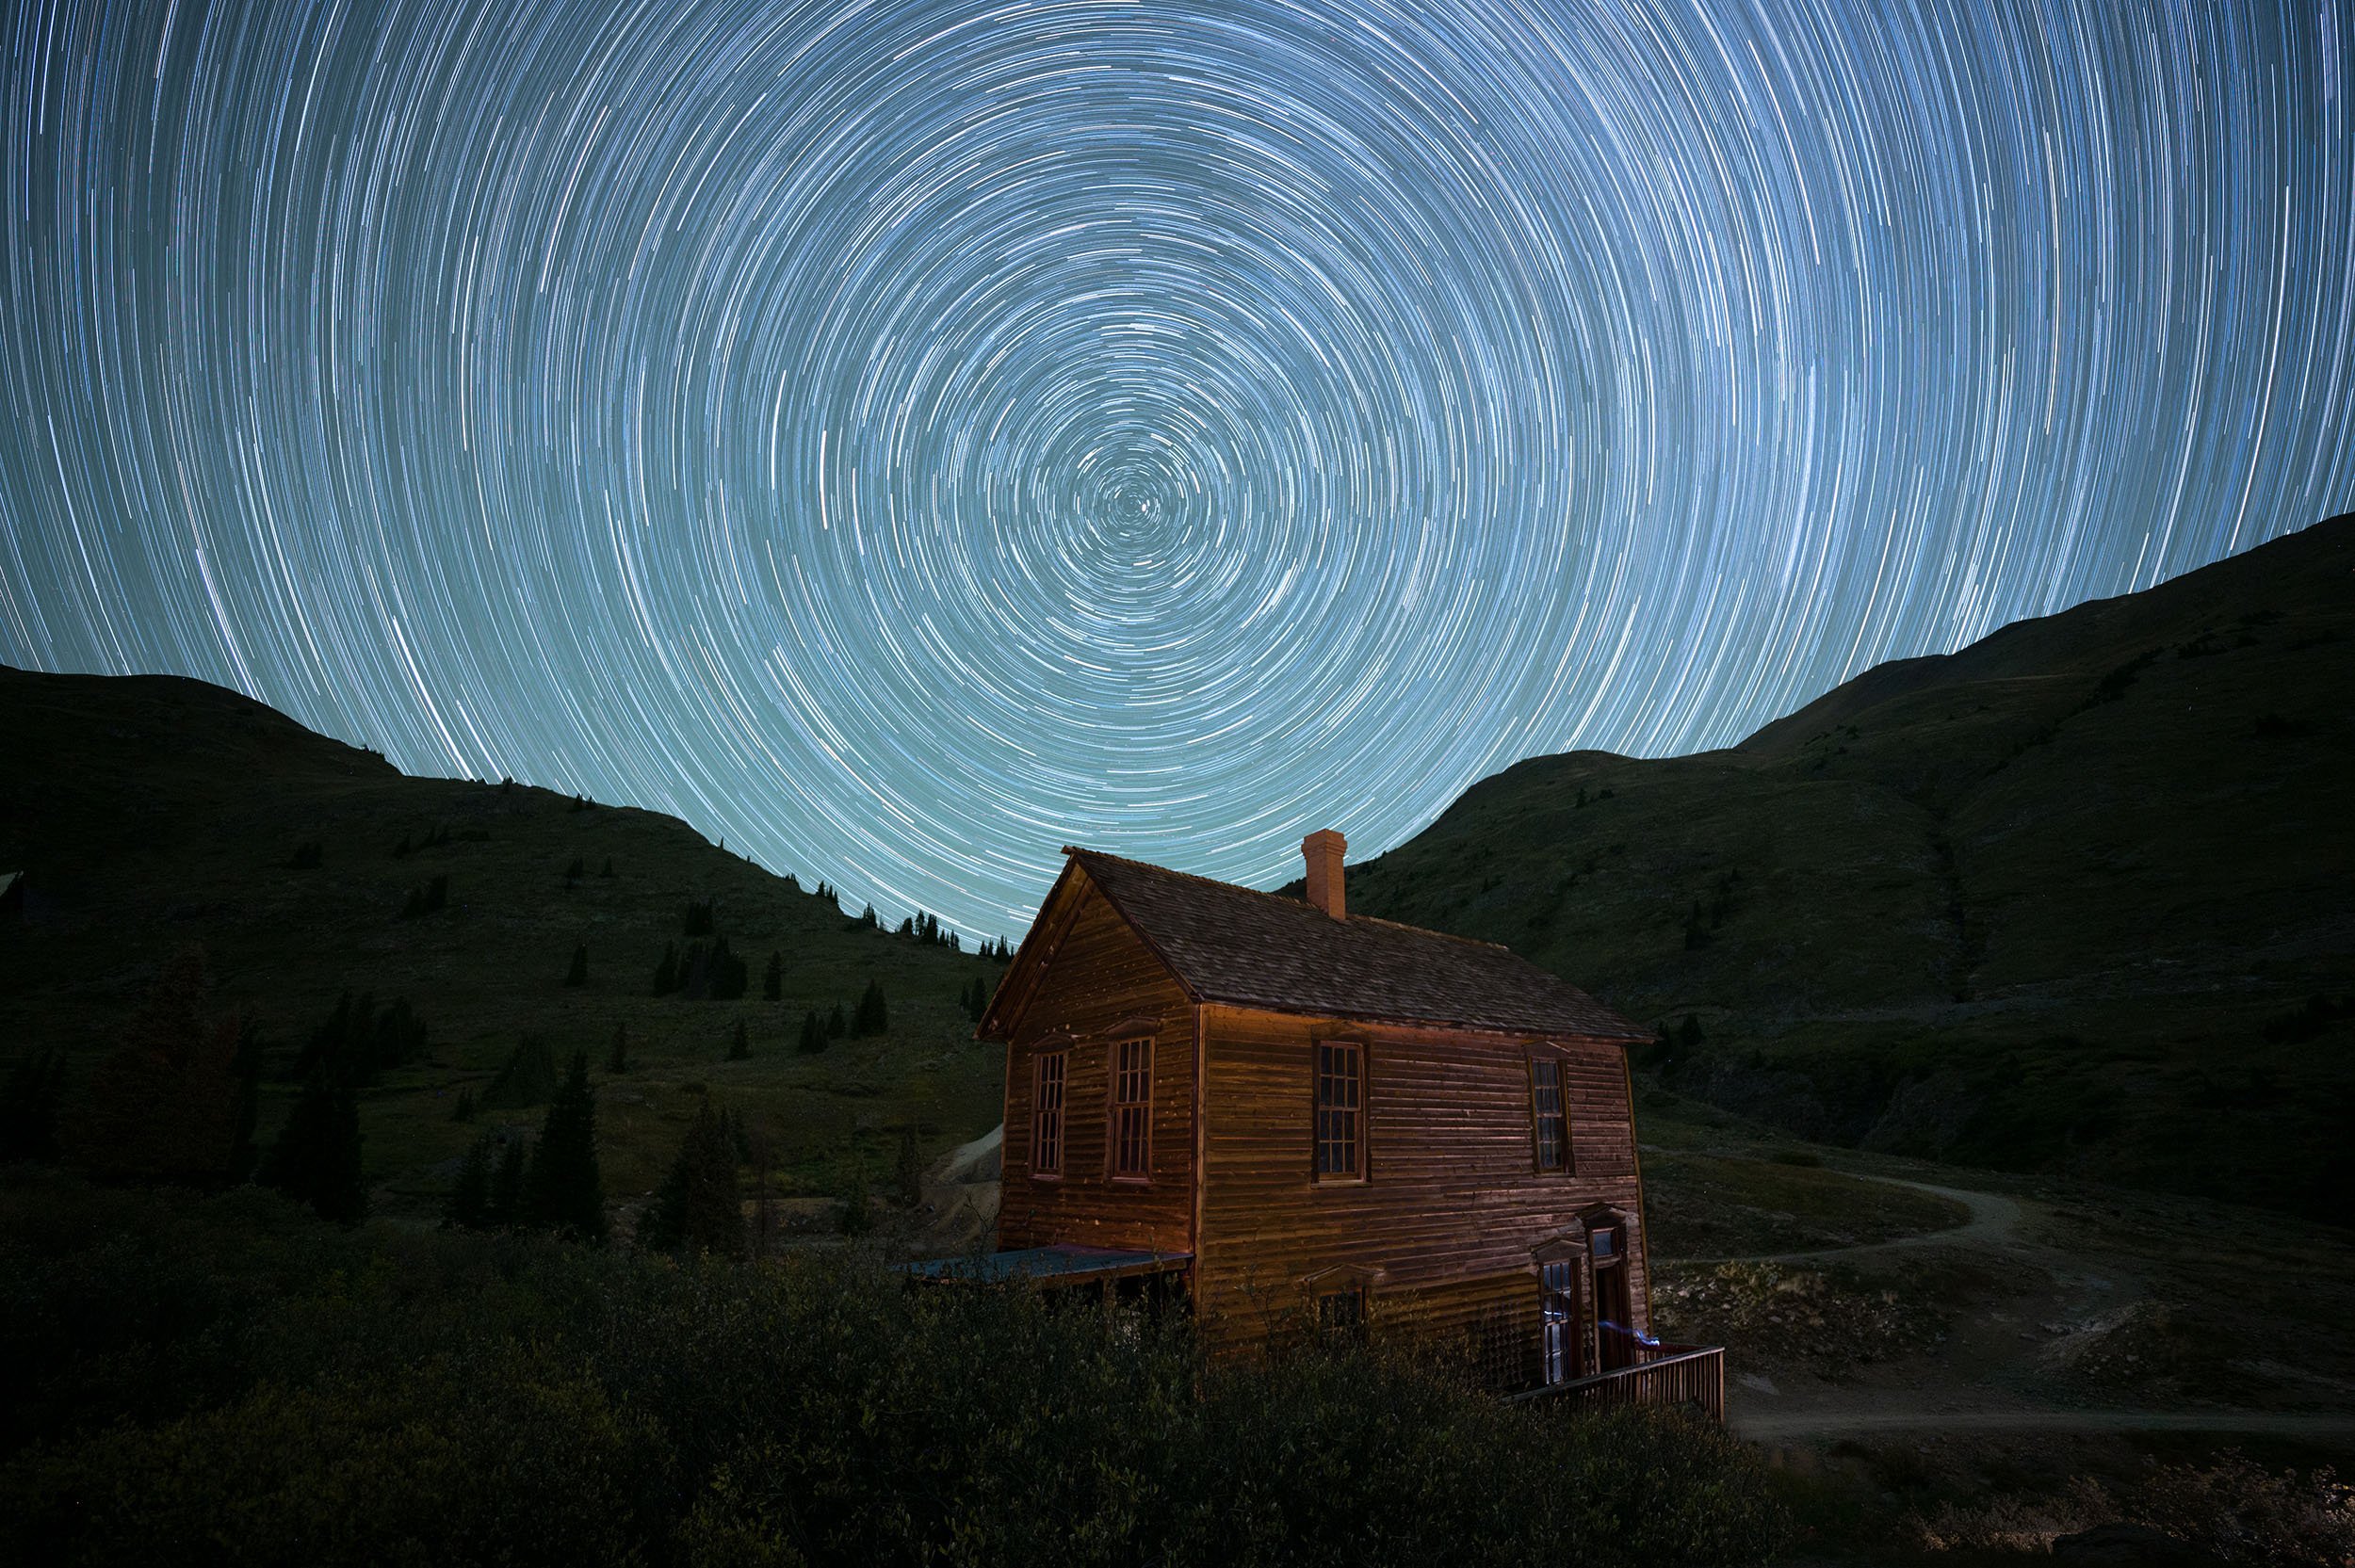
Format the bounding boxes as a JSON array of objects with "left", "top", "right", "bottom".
[
  {"left": 1310, "top": 1175, "right": 1368, "bottom": 1188},
  {"left": 1030, "top": 1172, "right": 1064, "bottom": 1184}
]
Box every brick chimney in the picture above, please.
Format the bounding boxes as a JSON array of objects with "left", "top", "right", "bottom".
[{"left": 1302, "top": 830, "right": 1347, "bottom": 920}]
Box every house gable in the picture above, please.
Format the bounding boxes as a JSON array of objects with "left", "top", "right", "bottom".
[{"left": 993, "top": 869, "right": 1197, "bottom": 1256}]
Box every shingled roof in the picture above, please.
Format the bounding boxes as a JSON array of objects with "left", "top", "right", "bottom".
[{"left": 1062, "top": 848, "right": 1649, "bottom": 1042}]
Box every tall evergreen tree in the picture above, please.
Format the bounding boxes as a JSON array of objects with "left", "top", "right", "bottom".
[
  {"left": 637, "top": 1100, "right": 742, "bottom": 1257},
  {"left": 260, "top": 1075, "right": 365, "bottom": 1223},
  {"left": 763, "top": 950, "right": 783, "bottom": 1001},
  {"left": 727, "top": 1018, "right": 751, "bottom": 1061},
  {"left": 524, "top": 1050, "right": 606, "bottom": 1242},
  {"left": 607, "top": 1021, "right": 629, "bottom": 1075},
  {"left": 797, "top": 1010, "right": 827, "bottom": 1055},
  {"left": 563, "top": 944, "right": 589, "bottom": 987},
  {"left": 489, "top": 1136, "right": 528, "bottom": 1227},
  {"left": 443, "top": 1136, "right": 493, "bottom": 1229},
  {"left": 482, "top": 1035, "right": 560, "bottom": 1109},
  {"left": 853, "top": 978, "right": 888, "bottom": 1037},
  {"left": 652, "top": 942, "right": 679, "bottom": 995},
  {"left": 825, "top": 1003, "right": 846, "bottom": 1040}
]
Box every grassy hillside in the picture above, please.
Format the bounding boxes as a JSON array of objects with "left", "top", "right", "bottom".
[
  {"left": 0, "top": 667, "right": 1009, "bottom": 1220},
  {"left": 1321, "top": 513, "right": 2355, "bottom": 1219}
]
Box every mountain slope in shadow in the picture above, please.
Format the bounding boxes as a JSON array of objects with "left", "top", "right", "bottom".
[
  {"left": 0, "top": 667, "right": 1008, "bottom": 1212},
  {"left": 1324, "top": 513, "right": 2355, "bottom": 1219}
]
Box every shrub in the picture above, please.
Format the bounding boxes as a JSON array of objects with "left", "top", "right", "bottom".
[{"left": 0, "top": 1176, "right": 1792, "bottom": 1568}]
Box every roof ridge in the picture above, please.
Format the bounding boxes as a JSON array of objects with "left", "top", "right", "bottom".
[
  {"left": 1064, "top": 845, "right": 1515, "bottom": 950},
  {"left": 1056, "top": 844, "right": 1647, "bottom": 1042}
]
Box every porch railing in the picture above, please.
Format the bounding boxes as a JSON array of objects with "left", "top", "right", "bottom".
[{"left": 1516, "top": 1337, "right": 1726, "bottom": 1426}]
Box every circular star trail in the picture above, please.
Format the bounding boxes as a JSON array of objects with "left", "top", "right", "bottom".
[{"left": 3, "top": 0, "right": 2351, "bottom": 937}]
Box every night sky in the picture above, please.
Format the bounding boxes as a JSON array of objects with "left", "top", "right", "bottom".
[{"left": 2, "top": 0, "right": 2350, "bottom": 939}]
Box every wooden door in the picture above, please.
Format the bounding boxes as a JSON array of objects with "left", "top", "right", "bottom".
[
  {"left": 1593, "top": 1254, "right": 1633, "bottom": 1370},
  {"left": 1538, "top": 1261, "right": 1583, "bottom": 1384}
]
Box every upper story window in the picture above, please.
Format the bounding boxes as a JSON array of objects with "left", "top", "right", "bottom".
[
  {"left": 1531, "top": 1057, "right": 1570, "bottom": 1173},
  {"left": 1313, "top": 1040, "right": 1364, "bottom": 1180},
  {"left": 1032, "top": 1048, "right": 1066, "bottom": 1177},
  {"left": 1111, "top": 1037, "right": 1151, "bottom": 1179}
]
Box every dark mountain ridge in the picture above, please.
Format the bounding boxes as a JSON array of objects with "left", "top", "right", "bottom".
[
  {"left": 1320, "top": 513, "right": 2355, "bottom": 1219},
  {"left": 0, "top": 664, "right": 1007, "bottom": 1209}
]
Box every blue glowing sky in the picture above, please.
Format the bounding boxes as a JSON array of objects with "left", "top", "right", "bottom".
[{"left": 3, "top": 0, "right": 2350, "bottom": 938}]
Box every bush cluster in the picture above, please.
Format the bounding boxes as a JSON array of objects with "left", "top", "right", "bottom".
[{"left": 0, "top": 1172, "right": 1787, "bottom": 1567}]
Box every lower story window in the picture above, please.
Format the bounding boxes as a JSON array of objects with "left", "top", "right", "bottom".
[{"left": 1316, "top": 1287, "right": 1367, "bottom": 1337}]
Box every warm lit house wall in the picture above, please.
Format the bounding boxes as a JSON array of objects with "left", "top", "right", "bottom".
[
  {"left": 996, "top": 879, "right": 1195, "bottom": 1256},
  {"left": 1189, "top": 1004, "right": 1650, "bottom": 1366}
]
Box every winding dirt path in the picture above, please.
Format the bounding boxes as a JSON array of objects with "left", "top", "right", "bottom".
[
  {"left": 1717, "top": 1168, "right": 2355, "bottom": 1446},
  {"left": 1701, "top": 1175, "right": 2025, "bottom": 1267},
  {"left": 1739, "top": 1408, "right": 2355, "bottom": 1440}
]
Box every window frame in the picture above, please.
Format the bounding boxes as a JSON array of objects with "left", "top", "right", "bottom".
[
  {"left": 1526, "top": 1049, "right": 1572, "bottom": 1175},
  {"left": 1030, "top": 1045, "right": 1067, "bottom": 1181},
  {"left": 1315, "top": 1285, "right": 1369, "bottom": 1338},
  {"left": 1107, "top": 1035, "right": 1153, "bottom": 1183},
  {"left": 1311, "top": 1037, "right": 1367, "bottom": 1184}
]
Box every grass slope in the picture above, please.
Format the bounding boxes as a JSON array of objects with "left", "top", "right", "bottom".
[
  {"left": 1323, "top": 513, "right": 2355, "bottom": 1218},
  {"left": 0, "top": 666, "right": 1009, "bottom": 1220}
]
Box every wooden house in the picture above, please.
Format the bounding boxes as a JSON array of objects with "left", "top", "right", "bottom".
[{"left": 938, "top": 831, "right": 1723, "bottom": 1415}]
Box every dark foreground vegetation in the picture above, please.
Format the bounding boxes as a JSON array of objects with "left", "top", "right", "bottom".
[{"left": 0, "top": 1171, "right": 1789, "bottom": 1568}]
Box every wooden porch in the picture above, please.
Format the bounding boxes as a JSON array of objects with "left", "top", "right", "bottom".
[{"left": 1515, "top": 1338, "right": 1727, "bottom": 1426}]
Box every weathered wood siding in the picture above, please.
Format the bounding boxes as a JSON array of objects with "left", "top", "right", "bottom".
[
  {"left": 1193, "top": 1004, "right": 1649, "bottom": 1364},
  {"left": 997, "top": 877, "right": 1196, "bottom": 1255}
]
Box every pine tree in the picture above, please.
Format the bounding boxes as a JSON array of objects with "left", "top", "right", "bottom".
[
  {"left": 482, "top": 1035, "right": 560, "bottom": 1109},
  {"left": 826, "top": 1003, "right": 846, "bottom": 1039},
  {"left": 260, "top": 1075, "right": 365, "bottom": 1223},
  {"left": 797, "top": 1010, "right": 827, "bottom": 1055},
  {"left": 608, "top": 1021, "right": 629, "bottom": 1075},
  {"left": 637, "top": 1101, "right": 742, "bottom": 1257},
  {"left": 564, "top": 944, "right": 589, "bottom": 988},
  {"left": 1678, "top": 1013, "right": 1704, "bottom": 1050},
  {"left": 708, "top": 938, "right": 748, "bottom": 1000},
  {"left": 489, "top": 1136, "right": 528, "bottom": 1226},
  {"left": 599, "top": 857, "right": 616, "bottom": 879},
  {"left": 763, "top": 951, "right": 783, "bottom": 1002},
  {"left": 450, "top": 1087, "right": 477, "bottom": 1123},
  {"left": 524, "top": 1050, "right": 606, "bottom": 1242},
  {"left": 444, "top": 1136, "right": 493, "bottom": 1229},
  {"left": 727, "top": 1018, "right": 750, "bottom": 1061},
  {"left": 853, "top": 978, "right": 887, "bottom": 1037},
  {"left": 652, "top": 942, "right": 679, "bottom": 995},
  {"left": 375, "top": 997, "right": 429, "bottom": 1071},
  {"left": 565, "top": 857, "right": 586, "bottom": 886}
]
